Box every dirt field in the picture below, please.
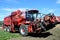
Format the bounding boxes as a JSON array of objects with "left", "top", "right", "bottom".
[{"left": 9, "top": 24, "right": 60, "bottom": 40}]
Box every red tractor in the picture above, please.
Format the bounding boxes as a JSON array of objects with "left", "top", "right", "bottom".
[{"left": 3, "top": 10, "right": 56, "bottom": 36}]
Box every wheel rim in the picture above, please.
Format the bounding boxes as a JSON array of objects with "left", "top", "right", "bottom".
[
  {"left": 4, "top": 28, "right": 7, "bottom": 31},
  {"left": 4, "top": 27, "right": 10, "bottom": 32},
  {"left": 20, "top": 28, "right": 25, "bottom": 35},
  {"left": 7, "top": 28, "right": 10, "bottom": 32}
]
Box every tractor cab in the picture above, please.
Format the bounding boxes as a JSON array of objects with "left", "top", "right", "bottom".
[{"left": 25, "top": 10, "right": 41, "bottom": 22}]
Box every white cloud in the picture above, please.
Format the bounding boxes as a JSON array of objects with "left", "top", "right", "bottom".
[
  {"left": 0, "top": 15, "right": 6, "bottom": 21},
  {"left": 2, "top": 8, "right": 13, "bottom": 11},
  {"left": 1, "top": 8, "right": 27, "bottom": 12},
  {"left": 40, "top": 8, "right": 55, "bottom": 14},
  {"left": 48, "top": 9, "right": 55, "bottom": 13},
  {"left": 1, "top": 8, "right": 38, "bottom": 12},
  {"left": 56, "top": 0, "right": 60, "bottom": 4}
]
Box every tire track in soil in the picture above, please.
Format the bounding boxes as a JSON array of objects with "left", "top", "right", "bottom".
[{"left": 9, "top": 24, "right": 60, "bottom": 40}]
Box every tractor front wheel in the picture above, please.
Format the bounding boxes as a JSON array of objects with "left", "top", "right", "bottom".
[{"left": 19, "top": 24, "right": 28, "bottom": 36}]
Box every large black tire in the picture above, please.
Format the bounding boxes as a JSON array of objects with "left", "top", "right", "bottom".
[
  {"left": 4, "top": 26, "right": 10, "bottom": 32},
  {"left": 19, "top": 24, "right": 28, "bottom": 36}
]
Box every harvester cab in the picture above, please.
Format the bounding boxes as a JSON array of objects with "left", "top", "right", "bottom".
[{"left": 25, "top": 10, "right": 41, "bottom": 22}]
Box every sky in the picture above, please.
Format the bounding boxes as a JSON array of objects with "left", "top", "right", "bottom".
[{"left": 0, "top": 0, "right": 60, "bottom": 21}]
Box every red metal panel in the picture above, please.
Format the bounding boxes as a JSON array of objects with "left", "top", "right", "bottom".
[
  {"left": 56, "top": 16, "right": 60, "bottom": 22},
  {"left": 4, "top": 16, "right": 11, "bottom": 26}
]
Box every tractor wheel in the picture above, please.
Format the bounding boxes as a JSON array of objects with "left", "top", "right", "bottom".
[
  {"left": 4, "top": 26, "right": 7, "bottom": 32},
  {"left": 19, "top": 24, "right": 28, "bottom": 36},
  {"left": 4, "top": 26, "right": 10, "bottom": 32}
]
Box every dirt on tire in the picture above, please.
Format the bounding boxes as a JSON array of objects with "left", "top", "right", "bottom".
[{"left": 10, "top": 24, "right": 60, "bottom": 40}]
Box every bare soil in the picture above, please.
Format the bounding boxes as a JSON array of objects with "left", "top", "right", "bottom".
[{"left": 9, "top": 24, "right": 60, "bottom": 40}]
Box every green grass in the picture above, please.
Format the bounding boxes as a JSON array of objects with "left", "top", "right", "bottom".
[
  {"left": 0, "top": 21, "right": 3, "bottom": 27},
  {"left": 0, "top": 29, "right": 20, "bottom": 40},
  {"left": 0, "top": 21, "right": 21, "bottom": 40}
]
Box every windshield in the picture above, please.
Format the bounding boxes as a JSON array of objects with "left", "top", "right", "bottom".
[
  {"left": 33, "top": 13, "right": 46, "bottom": 20},
  {"left": 26, "top": 13, "right": 34, "bottom": 21},
  {"left": 26, "top": 12, "right": 41, "bottom": 21}
]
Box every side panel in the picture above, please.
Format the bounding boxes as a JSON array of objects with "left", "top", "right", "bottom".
[
  {"left": 28, "top": 25, "right": 33, "bottom": 33},
  {"left": 50, "top": 16, "right": 56, "bottom": 23},
  {"left": 56, "top": 16, "right": 60, "bottom": 22},
  {"left": 4, "top": 16, "right": 11, "bottom": 26}
]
